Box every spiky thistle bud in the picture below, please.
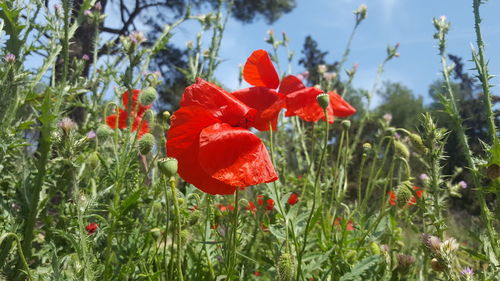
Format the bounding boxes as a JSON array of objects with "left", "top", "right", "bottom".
[
  {"left": 394, "top": 140, "right": 409, "bottom": 159},
  {"left": 430, "top": 258, "right": 445, "bottom": 272},
  {"left": 96, "top": 124, "right": 113, "bottom": 139},
  {"left": 396, "top": 254, "right": 415, "bottom": 275},
  {"left": 396, "top": 181, "right": 413, "bottom": 208},
  {"left": 316, "top": 93, "right": 330, "bottom": 110},
  {"left": 486, "top": 164, "right": 500, "bottom": 180},
  {"left": 409, "top": 133, "right": 427, "bottom": 154},
  {"left": 277, "top": 253, "right": 296, "bottom": 281},
  {"left": 422, "top": 234, "right": 441, "bottom": 254},
  {"left": 139, "top": 87, "right": 157, "bottom": 106},
  {"left": 138, "top": 133, "right": 155, "bottom": 155},
  {"left": 158, "top": 157, "right": 178, "bottom": 178}
]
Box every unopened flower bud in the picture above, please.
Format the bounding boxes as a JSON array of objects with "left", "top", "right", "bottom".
[
  {"left": 396, "top": 254, "right": 415, "bottom": 275},
  {"left": 139, "top": 87, "right": 157, "bottom": 106},
  {"left": 96, "top": 124, "right": 113, "bottom": 139},
  {"left": 486, "top": 164, "right": 500, "bottom": 180},
  {"left": 277, "top": 253, "right": 296, "bottom": 281},
  {"left": 317, "top": 64, "right": 327, "bottom": 74},
  {"left": 163, "top": 111, "right": 171, "bottom": 120},
  {"left": 394, "top": 140, "right": 410, "bottom": 159},
  {"left": 354, "top": 4, "right": 368, "bottom": 23},
  {"left": 396, "top": 182, "right": 413, "bottom": 207},
  {"left": 87, "top": 151, "right": 100, "bottom": 169},
  {"left": 363, "top": 142, "right": 372, "bottom": 152},
  {"left": 316, "top": 93, "right": 330, "bottom": 110},
  {"left": 341, "top": 120, "right": 351, "bottom": 130},
  {"left": 409, "top": 133, "right": 427, "bottom": 154},
  {"left": 158, "top": 157, "right": 178, "bottom": 177},
  {"left": 370, "top": 242, "right": 381, "bottom": 255},
  {"left": 58, "top": 117, "right": 77, "bottom": 133},
  {"left": 430, "top": 258, "right": 446, "bottom": 272},
  {"left": 138, "top": 133, "right": 155, "bottom": 155}
]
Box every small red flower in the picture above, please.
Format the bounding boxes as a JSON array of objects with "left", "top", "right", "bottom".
[
  {"left": 254, "top": 271, "right": 261, "bottom": 277},
  {"left": 388, "top": 191, "right": 397, "bottom": 206},
  {"left": 287, "top": 193, "right": 299, "bottom": 205},
  {"left": 166, "top": 78, "right": 278, "bottom": 195},
  {"left": 334, "top": 217, "right": 354, "bottom": 231},
  {"left": 85, "top": 222, "right": 99, "bottom": 235},
  {"left": 247, "top": 201, "right": 257, "bottom": 213},
  {"left": 257, "top": 194, "right": 264, "bottom": 206},
  {"left": 265, "top": 198, "right": 275, "bottom": 210},
  {"left": 106, "top": 89, "right": 151, "bottom": 138}
]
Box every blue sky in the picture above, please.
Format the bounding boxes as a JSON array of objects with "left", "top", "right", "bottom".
[{"left": 171, "top": 0, "right": 500, "bottom": 106}]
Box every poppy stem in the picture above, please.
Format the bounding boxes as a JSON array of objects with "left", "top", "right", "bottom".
[
  {"left": 227, "top": 188, "right": 239, "bottom": 281},
  {"left": 169, "top": 177, "right": 184, "bottom": 281},
  {"left": 297, "top": 109, "right": 329, "bottom": 280}
]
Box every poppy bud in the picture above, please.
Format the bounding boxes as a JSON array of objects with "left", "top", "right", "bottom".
[
  {"left": 158, "top": 157, "right": 178, "bottom": 177},
  {"left": 369, "top": 242, "right": 381, "bottom": 255},
  {"left": 396, "top": 182, "right": 413, "bottom": 208},
  {"left": 163, "top": 111, "right": 171, "bottom": 120},
  {"left": 87, "top": 151, "right": 100, "bottom": 169},
  {"left": 341, "top": 120, "right": 351, "bottom": 130},
  {"left": 150, "top": 228, "right": 161, "bottom": 239},
  {"left": 180, "top": 229, "right": 189, "bottom": 245},
  {"left": 430, "top": 258, "right": 446, "bottom": 272},
  {"left": 277, "top": 253, "right": 296, "bottom": 281},
  {"left": 96, "top": 124, "right": 113, "bottom": 139},
  {"left": 316, "top": 93, "right": 330, "bottom": 110},
  {"left": 138, "top": 133, "right": 155, "bottom": 155},
  {"left": 362, "top": 142, "right": 372, "bottom": 152},
  {"left": 139, "top": 87, "right": 157, "bottom": 106},
  {"left": 409, "top": 133, "right": 427, "bottom": 154},
  {"left": 486, "top": 164, "right": 500, "bottom": 180},
  {"left": 394, "top": 140, "right": 409, "bottom": 159}
]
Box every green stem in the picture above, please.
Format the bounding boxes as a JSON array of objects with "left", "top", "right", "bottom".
[{"left": 170, "top": 178, "right": 184, "bottom": 281}]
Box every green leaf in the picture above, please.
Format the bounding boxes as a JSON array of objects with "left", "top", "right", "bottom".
[{"left": 339, "top": 255, "right": 382, "bottom": 281}]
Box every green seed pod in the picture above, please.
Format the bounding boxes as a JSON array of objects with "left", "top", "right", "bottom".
[
  {"left": 394, "top": 140, "right": 409, "bottom": 159},
  {"left": 163, "top": 111, "right": 171, "bottom": 120},
  {"left": 316, "top": 93, "right": 330, "bottom": 110},
  {"left": 277, "top": 253, "right": 296, "bottom": 281},
  {"left": 409, "top": 133, "right": 427, "bottom": 154},
  {"left": 341, "top": 120, "right": 351, "bottom": 130},
  {"left": 363, "top": 142, "right": 372, "bottom": 152},
  {"left": 96, "top": 124, "right": 113, "bottom": 140},
  {"left": 139, "top": 87, "right": 157, "bottom": 106},
  {"left": 370, "top": 242, "right": 381, "bottom": 255},
  {"left": 396, "top": 181, "right": 413, "bottom": 208},
  {"left": 138, "top": 133, "right": 155, "bottom": 155},
  {"left": 158, "top": 157, "right": 178, "bottom": 177},
  {"left": 87, "top": 151, "right": 100, "bottom": 169}
]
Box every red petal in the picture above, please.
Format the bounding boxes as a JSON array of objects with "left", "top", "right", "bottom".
[
  {"left": 328, "top": 91, "right": 356, "bottom": 117},
  {"left": 166, "top": 106, "right": 236, "bottom": 195},
  {"left": 388, "top": 191, "right": 396, "bottom": 206},
  {"left": 285, "top": 87, "right": 334, "bottom": 123},
  {"left": 279, "top": 75, "right": 305, "bottom": 95},
  {"left": 106, "top": 109, "right": 128, "bottom": 129},
  {"left": 232, "top": 87, "right": 285, "bottom": 131},
  {"left": 287, "top": 193, "right": 299, "bottom": 205},
  {"left": 243, "top": 50, "right": 279, "bottom": 89},
  {"left": 198, "top": 123, "right": 278, "bottom": 187},
  {"left": 181, "top": 78, "right": 256, "bottom": 128}
]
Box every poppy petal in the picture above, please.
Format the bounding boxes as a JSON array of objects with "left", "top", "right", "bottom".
[
  {"left": 166, "top": 106, "right": 236, "bottom": 195},
  {"left": 181, "top": 78, "right": 256, "bottom": 128},
  {"left": 285, "top": 87, "right": 334, "bottom": 123},
  {"left": 328, "top": 91, "right": 357, "bottom": 117},
  {"left": 106, "top": 109, "right": 128, "bottom": 129},
  {"left": 232, "top": 87, "right": 285, "bottom": 131},
  {"left": 243, "top": 50, "right": 280, "bottom": 89},
  {"left": 279, "top": 75, "right": 305, "bottom": 95},
  {"left": 198, "top": 123, "right": 278, "bottom": 187}
]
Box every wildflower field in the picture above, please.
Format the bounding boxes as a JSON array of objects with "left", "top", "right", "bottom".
[{"left": 1, "top": 0, "right": 499, "bottom": 280}]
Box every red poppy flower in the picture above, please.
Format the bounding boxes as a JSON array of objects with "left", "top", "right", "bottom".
[
  {"left": 334, "top": 217, "right": 354, "bottom": 231},
  {"left": 254, "top": 271, "right": 261, "bottom": 277},
  {"left": 106, "top": 89, "right": 151, "bottom": 138},
  {"left": 231, "top": 50, "right": 285, "bottom": 131},
  {"left": 166, "top": 78, "right": 278, "bottom": 195},
  {"left": 265, "top": 198, "right": 275, "bottom": 210},
  {"left": 85, "top": 222, "right": 99, "bottom": 235},
  {"left": 388, "top": 186, "right": 424, "bottom": 206},
  {"left": 218, "top": 203, "right": 234, "bottom": 212},
  {"left": 280, "top": 75, "right": 356, "bottom": 123},
  {"left": 287, "top": 192, "right": 299, "bottom": 205}
]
